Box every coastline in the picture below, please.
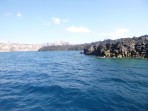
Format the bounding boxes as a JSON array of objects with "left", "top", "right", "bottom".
[{"left": 83, "top": 35, "right": 148, "bottom": 59}]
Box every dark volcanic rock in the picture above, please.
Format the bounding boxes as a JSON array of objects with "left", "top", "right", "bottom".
[
  {"left": 83, "top": 35, "right": 148, "bottom": 59},
  {"left": 145, "top": 44, "right": 148, "bottom": 58}
]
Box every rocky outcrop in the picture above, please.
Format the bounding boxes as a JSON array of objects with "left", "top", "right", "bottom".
[{"left": 84, "top": 35, "right": 148, "bottom": 59}]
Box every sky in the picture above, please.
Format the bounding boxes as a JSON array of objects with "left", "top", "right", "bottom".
[{"left": 0, "top": 0, "right": 148, "bottom": 44}]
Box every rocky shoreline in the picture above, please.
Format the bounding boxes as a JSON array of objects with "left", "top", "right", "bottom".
[{"left": 83, "top": 35, "right": 148, "bottom": 59}]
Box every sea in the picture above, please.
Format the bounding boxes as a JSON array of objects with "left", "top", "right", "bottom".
[{"left": 0, "top": 51, "right": 148, "bottom": 111}]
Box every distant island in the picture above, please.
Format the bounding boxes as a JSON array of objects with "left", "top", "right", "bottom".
[
  {"left": 38, "top": 44, "right": 85, "bottom": 51},
  {"left": 83, "top": 35, "right": 148, "bottom": 59},
  {"left": 0, "top": 41, "right": 71, "bottom": 52},
  {"left": 0, "top": 42, "right": 43, "bottom": 52}
]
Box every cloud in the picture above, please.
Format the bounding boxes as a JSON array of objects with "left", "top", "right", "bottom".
[
  {"left": 4, "top": 12, "right": 13, "bottom": 16},
  {"left": 52, "top": 17, "right": 61, "bottom": 24},
  {"left": 66, "top": 26, "right": 92, "bottom": 33},
  {"left": 17, "top": 12, "right": 22, "bottom": 17},
  {"left": 100, "top": 28, "right": 129, "bottom": 40},
  {"left": 51, "top": 17, "right": 68, "bottom": 24}
]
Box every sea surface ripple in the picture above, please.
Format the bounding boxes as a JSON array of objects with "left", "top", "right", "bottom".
[{"left": 0, "top": 51, "right": 148, "bottom": 111}]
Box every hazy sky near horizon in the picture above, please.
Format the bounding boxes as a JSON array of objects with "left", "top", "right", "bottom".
[{"left": 0, "top": 0, "right": 148, "bottom": 44}]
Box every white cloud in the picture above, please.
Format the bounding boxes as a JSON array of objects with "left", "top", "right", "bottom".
[
  {"left": 100, "top": 28, "right": 129, "bottom": 40},
  {"left": 4, "top": 12, "right": 13, "bottom": 16},
  {"left": 17, "top": 12, "right": 22, "bottom": 17},
  {"left": 51, "top": 17, "right": 68, "bottom": 25},
  {"left": 52, "top": 17, "right": 61, "bottom": 24},
  {"left": 66, "top": 26, "right": 92, "bottom": 33},
  {"left": 3, "top": 12, "right": 22, "bottom": 17}
]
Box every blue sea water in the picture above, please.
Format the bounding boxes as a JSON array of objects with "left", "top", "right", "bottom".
[{"left": 0, "top": 51, "right": 148, "bottom": 111}]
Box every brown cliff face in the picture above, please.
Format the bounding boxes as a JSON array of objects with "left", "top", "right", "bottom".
[{"left": 84, "top": 35, "right": 148, "bottom": 59}]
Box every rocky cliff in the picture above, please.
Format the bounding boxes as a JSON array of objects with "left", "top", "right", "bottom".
[
  {"left": 83, "top": 35, "right": 148, "bottom": 59},
  {"left": 0, "top": 42, "right": 43, "bottom": 52}
]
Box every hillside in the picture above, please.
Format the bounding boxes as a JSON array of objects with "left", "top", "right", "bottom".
[{"left": 38, "top": 44, "right": 85, "bottom": 51}]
